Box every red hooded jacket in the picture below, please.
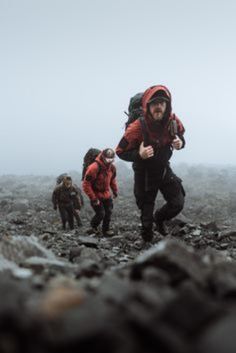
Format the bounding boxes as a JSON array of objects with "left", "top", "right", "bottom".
[
  {"left": 116, "top": 85, "right": 185, "bottom": 161},
  {"left": 82, "top": 153, "right": 118, "bottom": 201}
]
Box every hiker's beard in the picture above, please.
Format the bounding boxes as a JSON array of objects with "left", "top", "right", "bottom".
[{"left": 151, "top": 110, "right": 165, "bottom": 121}]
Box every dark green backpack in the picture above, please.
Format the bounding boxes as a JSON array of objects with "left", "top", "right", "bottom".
[
  {"left": 125, "top": 92, "right": 143, "bottom": 129},
  {"left": 82, "top": 148, "right": 101, "bottom": 180}
]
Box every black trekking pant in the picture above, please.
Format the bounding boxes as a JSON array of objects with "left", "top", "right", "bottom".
[
  {"left": 59, "top": 204, "right": 74, "bottom": 230},
  {"left": 134, "top": 166, "right": 185, "bottom": 231},
  {"left": 91, "top": 198, "right": 113, "bottom": 232}
]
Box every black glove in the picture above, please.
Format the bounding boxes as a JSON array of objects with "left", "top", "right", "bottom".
[{"left": 53, "top": 205, "right": 57, "bottom": 210}]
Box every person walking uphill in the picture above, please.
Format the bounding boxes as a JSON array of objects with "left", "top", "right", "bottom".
[
  {"left": 52, "top": 175, "right": 83, "bottom": 230},
  {"left": 83, "top": 148, "right": 118, "bottom": 236},
  {"left": 116, "top": 85, "right": 186, "bottom": 241}
]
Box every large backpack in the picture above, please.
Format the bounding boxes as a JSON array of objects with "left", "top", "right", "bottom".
[
  {"left": 125, "top": 92, "right": 143, "bottom": 129},
  {"left": 124, "top": 92, "right": 152, "bottom": 146},
  {"left": 82, "top": 148, "right": 101, "bottom": 180}
]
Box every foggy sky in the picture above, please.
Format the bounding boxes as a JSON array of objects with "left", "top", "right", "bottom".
[{"left": 1, "top": 0, "right": 236, "bottom": 174}]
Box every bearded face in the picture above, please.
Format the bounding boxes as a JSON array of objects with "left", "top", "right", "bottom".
[{"left": 149, "top": 99, "right": 167, "bottom": 121}]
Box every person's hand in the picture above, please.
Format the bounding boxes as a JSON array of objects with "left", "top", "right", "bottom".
[
  {"left": 172, "top": 136, "right": 183, "bottom": 150},
  {"left": 113, "top": 193, "right": 118, "bottom": 199},
  {"left": 53, "top": 205, "right": 57, "bottom": 211},
  {"left": 91, "top": 199, "right": 100, "bottom": 206},
  {"left": 139, "top": 142, "right": 154, "bottom": 159}
]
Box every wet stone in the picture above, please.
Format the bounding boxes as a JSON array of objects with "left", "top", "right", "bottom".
[
  {"left": 98, "top": 275, "right": 134, "bottom": 305},
  {"left": 197, "top": 313, "right": 236, "bottom": 353},
  {"left": 11, "top": 268, "right": 33, "bottom": 280},
  {"left": 192, "top": 229, "right": 202, "bottom": 236},
  {"left": 75, "top": 259, "right": 103, "bottom": 278},
  {"left": 77, "top": 236, "right": 99, "bottom": 248},
  {"left": 201, "top": 221, "right": 220, "bottom": 232},
  {"left": 70, "top": 247, "right": 102, "bottom": 264},
  {"left": 207, "top": 261, "right": 236, "bottom": 298},
  {"left": 219, "top": 243, "right": 229, "bottom": 250},
  {"left": 22, "top": 256, "right": 75, "bottom": 274},
  {"left": 161, "top": 281, "right": 222, "bottom": 337},
  {"left": 131, "top": 239, "right": 207, "bottom": 286}
]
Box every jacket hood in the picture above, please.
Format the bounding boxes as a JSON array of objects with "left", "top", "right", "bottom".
[{"left": 142, "top": 85, "right": 172, "bottom": 119}]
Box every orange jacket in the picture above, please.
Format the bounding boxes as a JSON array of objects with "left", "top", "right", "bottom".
[{"left": 82, "top": 153, "right": 118, "bottom": 201}]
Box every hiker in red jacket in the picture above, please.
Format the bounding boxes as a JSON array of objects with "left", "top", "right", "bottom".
[
  {"left": 116, "top": 85, "right": 185, "bottom": 241},
  {"left": 83, "top": 148, "right": 118, "bottom": 236}
]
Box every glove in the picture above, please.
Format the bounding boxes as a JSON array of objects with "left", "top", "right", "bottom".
[
  {"left": 113, "top": 193, "right": 118, "bottom": 199},
  {"left": 91, "top": 199, "right": 100, "bottom": 207},
  {"left": 172, "top": 136, "right": 183, "bottom": 150},
  {"left": 53, "top": 205, "right": 57, "bottom": 211}
]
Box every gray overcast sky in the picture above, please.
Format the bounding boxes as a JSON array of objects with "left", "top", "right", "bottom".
[{"left": 1, "top": 0, "right": 236, "bottom": 174}]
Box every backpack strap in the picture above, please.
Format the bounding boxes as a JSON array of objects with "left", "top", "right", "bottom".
[
  {"left": 139, "top": 116, "right": 150, "bottom": 147},
  {"left": 93, "top": 160, "right": 101, "bottom": 178}
]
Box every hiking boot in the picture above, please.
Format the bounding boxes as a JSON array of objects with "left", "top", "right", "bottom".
[
  {"left": 86, "top": 227, "right": 100, "bottom": 235},
  {"left": 155, "top": 220, "right": 168, "bottom": 236},
  {"left": 103, "top": 229, "right": 115, "bottom": 237},
  {"left": 140, "top": 228, "right": 153, "bottom": 242}
]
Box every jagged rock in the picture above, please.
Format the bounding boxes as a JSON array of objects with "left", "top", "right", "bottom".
[
  {"left": 22, "top": 256, "right": 75, "bottom": 274},
  {"left": 98, "top": 275, "right": 134, "bottom": 304},
  {"left": 172, "top": 213, "right": 192, "bottom": 225},
  {"left": 70, "top": 247, "right": 102, "bottom": 264},
  {"left": 197, "top": 313, "right": 236, "bottom": 353},
  {"left": 69, "top": 247, "right": 82, "bottom": 261},
  {"left": 141, "top": 267, "right": 171, "bottom": 286},
  {"left": 75, "top": 259, "right": 103, "bottom": 278},
  {"left": 46, "top": 297, "right": 136, "bottom": 353},
  {"left": 192, "top": 229, "right": 202, "bottom": 236},
  {"left": 0, "top": 235, "right": 56, "bottom": 264},
  {"left": 11, "top": 268, "right": 33, "bottom": 279},
  {"left": 207, "top": 261, "right": 236, "bottom": 298},
  {"left": 170, "top": 224, "right": 187, "bottom": 236},
  {"left": 220, "top": 230, "right": 236, "bottom": 241},
  {"left": 161, "top": 281, "right": 222, "bottom": 336},
  {"left": 219, "top": 243, "right": 229, "bottom": 250},
  {"left": 131, "top": 239, "right": 207, "bottom": 286},
  {"left": 77, "top": 236, "right": 99, "bottom": 248},
  {"left": 201, "top": 221, "right": 219, "bottom": 232}
]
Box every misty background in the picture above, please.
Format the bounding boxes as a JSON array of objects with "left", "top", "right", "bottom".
[{"left": 1, "top": 0, "right": 236, "bottom": 175}]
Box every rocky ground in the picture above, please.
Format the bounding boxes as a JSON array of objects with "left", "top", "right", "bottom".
[{"left": 0, "top": 163, "right": 236, "bottom": 353}]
